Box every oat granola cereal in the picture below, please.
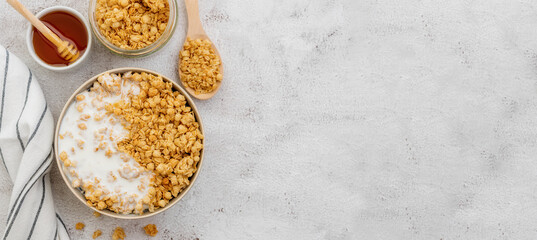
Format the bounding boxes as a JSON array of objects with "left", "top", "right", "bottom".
[
  {"left": 112, "top": 227, "right": 126, "bottom": 240},
  {"left": 95, "top": 0, "right": 170, "bottom": 50},
  {"left": 58, "top": 71, "right": 202, "bottom": 215},
  {"left": 93, "top": 211, "right": 101, "bottom": 217},
  {"left": 143, "top": 224, "right": 158, "bottom": 236},
  {"left": 93, "top": 229, "right": 102, "bottom": 239},
  {"left": 179, "top": 38, "right": 222, "bottom": 94},
  {"left": 75, "top": 222, "right": 85, "bottom": 230},
  {"left": 111, "top": 72, "right": 203, "bottom": 212}
]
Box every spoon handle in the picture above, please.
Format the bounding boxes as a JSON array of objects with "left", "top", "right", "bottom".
[
  {"left": 184, "top": 0, "right": 206, "bottom": 36},
  {"left": 6, "top": 0, "right": 63, "bottom": 47}
]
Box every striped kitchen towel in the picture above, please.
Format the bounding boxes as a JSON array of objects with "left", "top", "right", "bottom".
[{"left": 0, "top": 45, "right": 69, "bottom": 239}]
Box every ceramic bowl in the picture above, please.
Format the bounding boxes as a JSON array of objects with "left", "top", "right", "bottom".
[{"left": 54, "top": 67, "right": 204, "bottom": 219}]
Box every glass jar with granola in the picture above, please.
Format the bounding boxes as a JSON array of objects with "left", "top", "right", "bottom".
[{"left": 89, "top": 0, "right": 177, "bottom": 57}]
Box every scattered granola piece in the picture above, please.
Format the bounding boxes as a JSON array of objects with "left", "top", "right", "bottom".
[
  {"left": 112, "top": 227, "right": 126, "bottom": 240},
  {"left": 75, "top": 222, "right": 85, "bottom": 230},
  {"left": 59, "top": 151, "right": 68, "bottom": 161},
  {"left": 78, "top": 123, "right": 87, "bottom": 130},
  {"left": 92, "top": 229, "right": 102, "bottom": 239},
  {"left": 93, "top": 211, "right": 101, "bottom": 217},
  {"left": 76, "top": 94, "right": 85, "bottom": 101},
  {"left": 143, "top": 224, "right": 158, "bottom": 237}
]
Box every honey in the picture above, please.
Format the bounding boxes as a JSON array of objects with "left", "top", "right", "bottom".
[{"left": 32, "top": 11, "right": 87, "bottom": 66}]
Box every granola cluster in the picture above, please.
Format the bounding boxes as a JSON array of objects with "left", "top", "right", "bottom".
[
  {"left": 144, "top": 224, "right": 158, "bottom": 236},
  {"left": 75, "top": 222, "right": 85, "bottom": 230},
  {"left": 92, "top": 230, "right": 102, "bottom": 239},
  {"left": 109, "top": 72, "right": 203, "bottom": 212},
  {"left": 95, "top": 0, "right": 170, "bottom": 50},
  {"left": 179, "top": 38, "right": 223, "bottom": 94},
  {"left": 112, "top": 227, "right": 126, "bottom": 240}
]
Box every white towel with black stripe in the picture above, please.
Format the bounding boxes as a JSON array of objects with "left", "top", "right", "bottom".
[{"left": 0, "top": 45, "right": 70, "bottom": 239}]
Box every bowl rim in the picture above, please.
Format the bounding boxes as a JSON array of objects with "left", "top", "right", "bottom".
[
  {"left": 54, "top": 67, "right": 204, "bottom": 219},
  {"left": 87, "top": 0, "right": 178, "bottom": 57},
  {"left": 26, "top": 6, "right": 92, "bottom": 72}
]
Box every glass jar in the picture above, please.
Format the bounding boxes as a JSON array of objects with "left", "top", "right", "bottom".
[{"left": 88, "top": 0, "right": 177, "bottom": 57}]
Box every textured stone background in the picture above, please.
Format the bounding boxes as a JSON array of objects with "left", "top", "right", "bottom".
[{"left": 3, "top": 0, "right": 537, "bottom": 239}]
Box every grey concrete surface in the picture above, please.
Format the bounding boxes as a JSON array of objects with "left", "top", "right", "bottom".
[{"left": 2, "top": 0, "right": 537, "bottom": 239}]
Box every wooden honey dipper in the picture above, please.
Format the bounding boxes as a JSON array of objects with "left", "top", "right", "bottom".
[{"left": 7, "top": 0, "right": 79, "bottom": 62}]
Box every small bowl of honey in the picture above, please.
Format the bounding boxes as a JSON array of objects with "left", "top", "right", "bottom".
[{"left": 26, "top": 6, "right": 92, "bottom": 72}]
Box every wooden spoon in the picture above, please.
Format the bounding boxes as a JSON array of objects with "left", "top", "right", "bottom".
[
  {"left": 7, "top": 0, "right": 79, "bottom": 62},
  {"left": 180, "top": 0, "right": 223, "bottom": 100}
]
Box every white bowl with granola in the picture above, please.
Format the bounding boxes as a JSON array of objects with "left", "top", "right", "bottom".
[
  {"left": 54, "top": 68, "right": 204, "bottom": 219},
  {"left": 88, "top": 0, "right": 177, "bottom": 57}
]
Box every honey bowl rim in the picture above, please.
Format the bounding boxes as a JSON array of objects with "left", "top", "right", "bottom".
[
  {"left": 26, "top": 6, "right": 93, "bottom": 72},
  {"left": 54, "top": 67, "right": 204, "bottom": 219}
]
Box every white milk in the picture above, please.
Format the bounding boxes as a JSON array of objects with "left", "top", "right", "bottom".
[{"left": 58, "top": 73, "right": 153, "bottom": 214}]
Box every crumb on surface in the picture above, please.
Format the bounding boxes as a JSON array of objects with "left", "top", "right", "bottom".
[
  {"left": 144, "top": 224, "right": 158, "bottom": 236},
  {"left": 93, "top": 229, "right": 102, "bottom": 239},
  {"left": 93, "top": 211, "right": 101, "bottom": 217},
  {"left": 112, "top": 227, "right": 126, "bottom": 240},
  {"left": 75, "top": 222, "right": 85, "bottom": 230}
]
